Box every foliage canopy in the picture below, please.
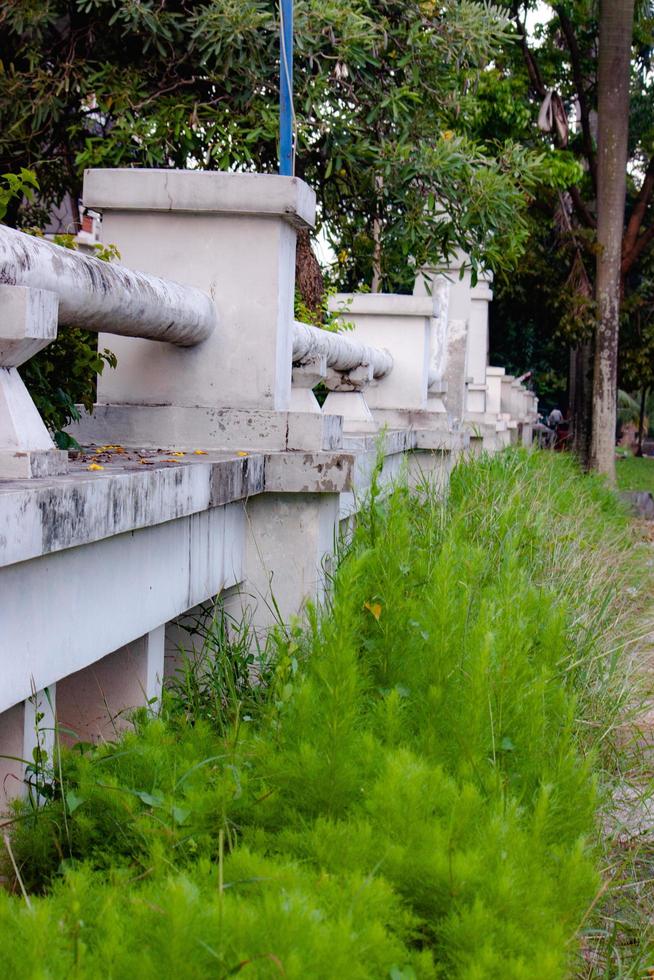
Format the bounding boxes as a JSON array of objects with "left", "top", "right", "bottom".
[{"left": 1, "top": 0, "right": 559, "bottom": 289}]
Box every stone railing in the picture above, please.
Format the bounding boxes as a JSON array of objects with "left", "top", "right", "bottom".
[
  {"left": 0, "top": 225, "right": 217, "bottom": 479},
  {"left": 292, "top": 320, "right": 393, "bottom": 379},
  {"left": 0, "top": 225, "right": 216, "bottom": 344},
  {"left": 0, "top": 167, "right": 537, "bottom": 808}
]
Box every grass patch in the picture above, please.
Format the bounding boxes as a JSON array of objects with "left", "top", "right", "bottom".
[
  {"left": 616, "top": 452, "right": 654, "bottom": 494},
  {"left": 0, "top": 449, "right": 650, "bottom": 978}
]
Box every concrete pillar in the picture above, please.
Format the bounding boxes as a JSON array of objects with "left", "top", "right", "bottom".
[
  {"left": 323, "top": 366, "right": 378, "bottom": 434},
  {"left": 412, "top": 276, "right": 450, "bottom": 403},
  {"left": 327, "top": 293, "right": 441, "bottom": 429},
  {"left": 500, "top": 375, "right": 519, "bottom": 443},
  {"left": 227, "top": 492, "right": 340, "bottom": 631},
  {"left": 56, "top": 626, "right": 165, "bottom": 743},
  {"left": 0, "top": 686, "right": 56, "bottom": 808},
  {"left": 73, "top": 170, "right": 324, "bottom": 451},
  {"left": 486, "top": 366, "right": 504, "bottom": 417},
  {"left": 465, "top": 276, "right": 493, "bottom": 417},
  {"left": 0, "top": 285, "right": 68, "bottom": 479}
]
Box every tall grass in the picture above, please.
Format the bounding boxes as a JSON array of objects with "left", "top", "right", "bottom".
[{"left": 0, "top": 448, "right": 649, "bottom": 978}]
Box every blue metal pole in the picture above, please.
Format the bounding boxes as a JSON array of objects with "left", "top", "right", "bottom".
[{"left": 279, "top": 0, "right": 294, "bottom": 176}]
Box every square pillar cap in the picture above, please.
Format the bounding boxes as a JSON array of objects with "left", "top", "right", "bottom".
[
  {"left": 329, "top": 293, "right": 433, "bottom": 317},
  {"left": 83, "top": 169, "right": 316, "bottom": 229}
]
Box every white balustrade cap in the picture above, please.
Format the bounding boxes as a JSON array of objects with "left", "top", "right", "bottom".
[
  {"left": 328, "top": 293, "right": 433, "bottom": 317},
  {"left": 83, "top": 169, "right": 316, "bottom": 229}
]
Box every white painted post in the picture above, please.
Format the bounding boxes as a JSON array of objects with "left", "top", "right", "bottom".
[
  {"left": 465, "top": 275, "right": 493, "bottom": 418},
  {"left": 500, "top": 375, "right": 518, "bottom": 442},
  {"left": 73, "top": 170, "right": 326, "bottom": 452},
  {"left": 486, "top": 366, "right": 504, "bottom": 417},
  {"left": 486, "top": 366, "right": 510, "bottom": 448},
  {"left": 327, "top": 293, "right": 440, "bottom": 429},
  {"left": 0, "top": 285, "right": 68, "bottom": 478},
  {"left": 290, "top": 356, "right": 326, "bottom": 414}
]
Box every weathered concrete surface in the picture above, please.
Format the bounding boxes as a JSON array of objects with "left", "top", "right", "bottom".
[
  {"left": 83, "top": 169, "right": 315, "bottom": 419},
  {"left": 264, "top": 450, "right": 354, "bottom": 493},
  {"left": 0, "top": 451, "right": 264, "bottom": 568},
  {"left": 68, "top": 404, "right": 344, "bottom": 453},
  {"left": 0, "top": 285, "right": 58, "bottom": 367},
  {"left": 0, "top": 225, "right": 216, "bottom": 346},
  {"left": 328, "top": 294, "right": 433, "bottom": 414},
  {"left": 465, "top": 276, "right": 493, "bottom": 415},
  {"left": 0, "top": 285, "right": 69, "bottom": 478},
  {"left": 293, "top": 320, "right": 392, "bottom": 379},
  {"left": 57, "top": 627, "right": 164, "bottom": 743},
  {"left": 226, "top": 491, "right": 340, "bottom": 631},
  {"left": 84, "top": 169, "right": 316, "bottom": 228},
  {"left": 0, "top": 501, "right": 245, "bottom": 713}
]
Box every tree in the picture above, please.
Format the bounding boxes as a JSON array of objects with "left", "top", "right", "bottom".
[
  {"left": 591, "top": 0, "right": 636, "bottom": 480},
  {"left": 476, "top": 2, "right": 653, "bottom": 469},
  {"left": 0, "top": 0, "right": 548, "bottom": 292}
]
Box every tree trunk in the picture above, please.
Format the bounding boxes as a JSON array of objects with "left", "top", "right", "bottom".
[
  {"left": 590, "top": 0, "right": 635, "bottom": 480},
  {"left": 371, "top": 174, "right": 384, "bottom": 293},
  {"left": 573, "top": 342, "right": 594, "bottom": 465},
  {"left": 636, "top": 385, "right": 647, "bottom": 456}
]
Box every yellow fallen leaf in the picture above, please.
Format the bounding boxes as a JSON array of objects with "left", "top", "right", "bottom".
[
  {"left": 170, "top": 451, "right": 185, "bottom": 457},
  {"left": 161, "top": 458, "right": 181, "bottom": 464},
  {"left": 87, "top": 463, "right": 104, "bottom": 471},
  {"left": 237, "top": 451, "right": 248, "bottom": 457},
  {"left": 193, "top": 449, "right": 208, "bottom": 455},
  {"left": 363, "top": 601, "right": 382, "bottom": 621},
  {"left": 139, "top": 459, "right": 153, "bottom": 465}
]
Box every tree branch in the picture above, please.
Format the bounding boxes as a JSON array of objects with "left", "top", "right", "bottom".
[
  {"left": 514, "top": 8, "right": 596, "bottom": 233},
  {"left": 555, "top": 6, "right": 597, "bottom": 192},
  {"left": 622, "top": 220, "right": 654, "bottom": 277},
  {"left": 569, "top": 184, "right": 596, "bottom": 229},
  {"left": 513, "top": 11, "right": 547, "bottom": 98},
  {"left": 622, "top": 154, "right": 654, "bottom": 261}
]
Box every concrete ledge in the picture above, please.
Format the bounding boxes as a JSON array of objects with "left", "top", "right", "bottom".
[
  {"left": 0, "top": 451, "right": 264, "bottom": 568},
  {"left": 84, "top": 169, "right": 316, "bottom": 229},
  {"left": 264, "top": 451, "right": 354, "bottom": 493},
  {"left": 0, "top": 502, "right": 246, "bottom": 712},
  {"left": 371, "top": 408, "right": 451, "bottom": 430},
  {"left": 69, "top": 405, "right": 343, "bottom": 453},
  {"left": 414, "top": 429, "right": 468, "bottom": 452},
  {"left": 342, "top": 428, "right": 418, "bottom": 455}
]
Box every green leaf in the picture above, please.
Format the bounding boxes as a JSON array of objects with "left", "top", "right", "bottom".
[{"left": 65, "top": 791, "right": 85, "bottom": 815}]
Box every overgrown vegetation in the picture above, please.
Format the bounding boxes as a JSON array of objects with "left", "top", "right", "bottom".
[
  {"left": 0, "top": 450, "right": 650, "bottom": 977},
  {"left": 616, "top": 452, "right": 654, "bottom": 494}
]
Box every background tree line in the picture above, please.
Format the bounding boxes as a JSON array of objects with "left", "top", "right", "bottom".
[{"left": 1, "top": 0, "right": 651, "bottom": 475}]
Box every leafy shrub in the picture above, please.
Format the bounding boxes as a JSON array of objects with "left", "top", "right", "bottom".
[{"left": 1, "top": 449, "right": 645, "bottom": 978}]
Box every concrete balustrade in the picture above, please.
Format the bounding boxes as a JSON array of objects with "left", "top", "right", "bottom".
[
  {"left": 0, "top": 167, "right": 537, "bottom": 809},
  {"left": 0, "top": 224, "right": 216, "bottom": 346},
  {"left": 69, "top": 169, "right": 338, "bottom": 454},
  {"left": 291, "top": 319, "right": 393, "bottom": 421}
]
